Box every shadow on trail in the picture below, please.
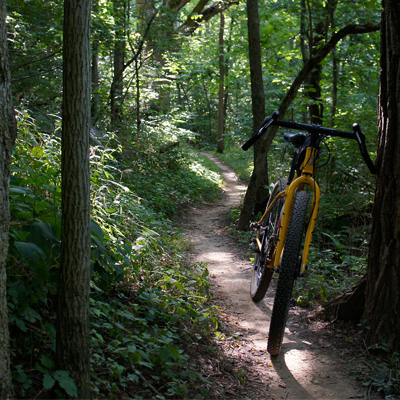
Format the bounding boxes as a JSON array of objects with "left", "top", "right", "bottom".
[{"left": 272, "top": 351, "right": 316, "bottom": 400}]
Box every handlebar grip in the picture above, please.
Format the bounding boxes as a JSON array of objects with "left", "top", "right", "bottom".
[
  {"left": 242, "top": 133, "right": 260, "bottom": 151},
  {"left": 241, "top": 111, "right": 280, "bottom": 151},
  {"left": 353, "top": 123, "right": 377, "bottom": 175}
]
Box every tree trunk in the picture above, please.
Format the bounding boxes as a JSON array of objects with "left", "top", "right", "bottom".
[
  {"left": 56, "top": 0, "right": 92, "bottom": 397},
  {"left": 0, "top": 0, "right": 17, "bottom": 396},
  {"left": 300, "top": 1, "right": 334, "bottom": 125},
  {"left": 237, "top": 0, "right": 267, "bottom": 230},
  {"left": 363, "top": 0, "right": 400, "bottom": 352},
  {"left": 136, "top": 0, "right": 154, "bottom": 36},
  {"left": 91, "top": 0, "right": 100, "bottom": 125},
  {"left": 328, "top": 0, "right": 339, "bottom": 125},
  {"left": 322, "top": 276, "right": 366, "bottom": 322},
  {"left": 217, "top": 11, "right": 225, "bottom": 154},
  {"left": 111, "top": 0, "right": 126, "bottom": 130},
  {"left": 320, "top": 4, "right": 400, "bottom": 351}
]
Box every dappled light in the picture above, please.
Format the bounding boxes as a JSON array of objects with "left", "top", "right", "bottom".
[{"left": 2, "top": 0, "right": 398, "bottom": 398}]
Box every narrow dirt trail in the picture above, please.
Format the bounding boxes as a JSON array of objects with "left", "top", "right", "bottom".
[{"left": 183, "top": 153, "right": 368, "bottom": 399}]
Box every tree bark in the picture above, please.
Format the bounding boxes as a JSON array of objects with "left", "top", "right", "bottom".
[
  {"left": 57, "top": 0, "right": 92, "bottom": 397},
  {"left": 237, "top": 22, "right": 380, "bottom": 230},
  {"left": 91, "top": 0, "right": 100, "bottom": 125},
  {"left": 328, "top": 0, "right": 339, "bottom": 125},
  {"left": 237, "top": 0, "right": 267, "bottom": 230},
  {"left": 179, "top": 0, "right": 238, "bottom": 35},
  {"left": 363, "top": 0, "right": 400, "bottom": 351},
  {"left": 322, "top": 276, "right": 366, "bottom": 322},
  {"left": 0, "top": 0, "right": 17, "bottom": 396},
  {"left": 110, "top": 0, "right": 126, "bottom": 130}
]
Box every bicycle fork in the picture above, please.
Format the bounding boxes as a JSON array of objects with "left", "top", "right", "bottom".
[
  {"left": 254, "top": 174, "right": 320, "bottom": 275},
  {"left": 273, "top": 175, "right": 320, "bottom": 273}
]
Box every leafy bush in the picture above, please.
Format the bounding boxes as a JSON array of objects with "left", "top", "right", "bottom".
[
  {"left": 7, "top": 109, "right": 224, "bottom": 398},
  {"left": 353, "top": 342, "right": 400, "bottom": 399}
]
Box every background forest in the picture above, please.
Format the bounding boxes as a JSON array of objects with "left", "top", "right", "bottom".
[{"left": 4, "top": 0, "right": 388, "bottom": 398}]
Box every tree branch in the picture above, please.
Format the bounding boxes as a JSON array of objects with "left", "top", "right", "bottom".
[
  {"left": 178, "top": 0, "right": 238, "bottom": 35},
  {"left": 111, "top": 3, "right": 162, "bottom": 94},
  {"left": 263, "top": 23, "right": 380, "bottom": 149},
  {"left": 166, "top": 0, "right": 191, "bottom": 12}
]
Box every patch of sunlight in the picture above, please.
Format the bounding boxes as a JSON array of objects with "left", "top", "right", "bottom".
[{"left": 189, "top": 160, "right": 222, "bottom": 185}]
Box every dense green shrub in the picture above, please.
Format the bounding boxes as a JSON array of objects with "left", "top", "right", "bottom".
[{"left": 7, "top": 109, "right": 223, "bottom": 399}]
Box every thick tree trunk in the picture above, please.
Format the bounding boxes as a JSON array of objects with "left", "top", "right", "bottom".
[
  {"left": 0, "top": 0, "right": 17, "bottom": 396},
  {"left": 237, "top": 0, "right": 267, "bottom": 230},
  {"left": 56, "top": 0, "right": 92, "bottom": 397},
  {"left": 363, "top": 0, "right": 400, "bottom": 351},
  {"left": 321, "top": 4, "right": 400, "bottom": 351}
]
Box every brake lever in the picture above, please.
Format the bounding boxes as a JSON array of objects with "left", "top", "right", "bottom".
[
  {"left": 353, "top": 123, "right": 377, "bottom": 175},
  {"left": 242, "top": 110, "right": 280, "bottom": 151}
]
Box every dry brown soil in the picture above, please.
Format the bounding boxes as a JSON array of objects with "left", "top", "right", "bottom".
[{"left": 183, "top": 153, "right": 374, "bottom": 400}]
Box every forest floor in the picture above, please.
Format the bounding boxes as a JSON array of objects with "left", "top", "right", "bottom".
[{"left": 182, "top": 153, "right": 378, "bottom": 400}]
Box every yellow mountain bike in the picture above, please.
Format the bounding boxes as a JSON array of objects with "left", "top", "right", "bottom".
[{"left": 242, "top": 110, "right": 376, "bottom": 356}]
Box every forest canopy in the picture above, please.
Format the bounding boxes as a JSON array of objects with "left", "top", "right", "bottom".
[{"left": 0, "top": 0, "right": 388, "bottom": 398}]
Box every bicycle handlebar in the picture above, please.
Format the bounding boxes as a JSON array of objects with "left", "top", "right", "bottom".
[
  {"left": 241, "top": 110, "right": 280, "bottom": 151},
  {"left": 242, "top": 110, "right": 377, "bottom": 174}
]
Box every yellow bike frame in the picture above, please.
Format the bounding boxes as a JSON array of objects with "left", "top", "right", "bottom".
[{"left": 256, "top": 147, "right": 320, "bottom": 273}]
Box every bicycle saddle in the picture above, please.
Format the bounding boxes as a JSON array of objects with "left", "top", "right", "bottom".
[{"left": 284, "top": 131, "right": 307, "bottom": 146}]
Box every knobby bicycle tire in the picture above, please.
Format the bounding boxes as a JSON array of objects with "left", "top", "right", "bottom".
[
  {"left": 267, "top": 190, "right": 309, "bottom": 356},
  {"left": 250, "top": 178, "right": 287, "bottom": 302}
]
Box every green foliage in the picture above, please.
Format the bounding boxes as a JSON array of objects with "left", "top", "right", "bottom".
[
  {"left": 90, "top": 260, "right": 218, "bottom": 398},
  {"left": 353, "top": 342, "right": 400, "bottom": 399},
  {"left": 5, "top": 0, "right": 384, "bottom": 396},
  {"left": 7, "top": 108, "right": 224, "bottom": 398}
]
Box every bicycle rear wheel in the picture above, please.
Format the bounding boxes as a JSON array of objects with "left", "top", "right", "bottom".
[
  {"left": 250, "top": 178, "right": 287, "bottom": 302},
  {"left": 267, "top": 190, "right": 309, "bottom": 356}
]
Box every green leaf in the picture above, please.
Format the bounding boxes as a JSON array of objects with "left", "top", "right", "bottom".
[
  {"left": 43, "top": 374, "right": 55, "bottom": 390},
  {"left": 53, "top": 370, "right": 78, "bottom": 397},
  {"left": 15, "top": 317, "right": 27, "bottom": 332},
  {"left": 40, "top": 355, "right": 55, "bottom": 370},
  {"left": 9, "top": 186, "right": 30, "bottom": 194},
  {"left": 159, "top": 345, "right": 180, "bottom": 362},
  {"left": 91, "top": 219, "right": 104, "bottom": 240},
  {"left": 14, "top": 241, "right": 46, "bottom": 269}
]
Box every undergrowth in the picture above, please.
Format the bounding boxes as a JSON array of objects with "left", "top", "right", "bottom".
[
  {"left": 352, "top": 341, "right": 400, "bottom": 399},
  {"left": 8, "top": 109, "right": 225, "bottom": 399}
]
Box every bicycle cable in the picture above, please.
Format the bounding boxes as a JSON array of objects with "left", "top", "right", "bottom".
[{"left": 315, "top": 138, "right": 331, "bottom": 169}]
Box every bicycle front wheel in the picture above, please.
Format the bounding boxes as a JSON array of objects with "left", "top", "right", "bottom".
[
  {"left": 250, "top": 178, "right": 287, "bottom": 302},
  {"left": 267, "top": 190, "right": 309, "bottom": 356}
]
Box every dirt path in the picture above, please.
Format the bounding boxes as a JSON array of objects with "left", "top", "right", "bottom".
[{"left": 184, "top": 153, "right": 368, "bottom": 399}]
